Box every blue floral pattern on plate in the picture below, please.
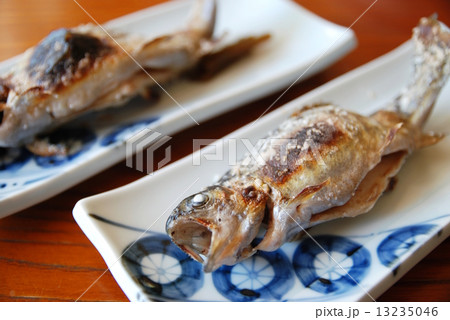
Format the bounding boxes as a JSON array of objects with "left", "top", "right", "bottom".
[
  {"left": 122, "top": 235, "right": 203, "bottom": 300},
  {"left": 89, "top": 211, "right": 448, "bottom": 301},
  {"left": 212, "top": 249, "right": 294, "bottom": 301},
  {"left": 0, "top": 116, "right": 160, "bottom": 203},
  {"left": 119, "top": 231, "right": 372, "bottom": 301},
  {"left": 293, "top": 235, "right": 371, "bottom": 294},
  {"left": 94, "top": 213, "right": 371, "bottom": 301},
  {"left": 377, "top": 224, "right": 437, "bottom": 267}
]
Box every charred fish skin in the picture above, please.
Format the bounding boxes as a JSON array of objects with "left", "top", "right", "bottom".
[
  {"left": 0, "top": 0, "right": 270, "bottom": 154},
  {"left": 0, "top": 0, "right": 218, "bottom": 149},
  {"left": 167, "top": 16, "right": 450, "bottom": 272},
  {"left": 253, "top": 106, "right": 403, "bottom": 251}
]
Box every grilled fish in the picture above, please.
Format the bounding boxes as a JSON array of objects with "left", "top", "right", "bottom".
[
  {"left": 166, "top": 16, "right": 450, "bottom": 272},
  {"left": 0, "top": 0, "right": 268, "bottom": 155}
]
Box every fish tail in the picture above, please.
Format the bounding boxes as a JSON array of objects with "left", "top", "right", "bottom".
[
  {"left": 186, "top": 0, "right": 217, "bottom": 40},
  {"left": 396, "top": 16, "right": 450, "bottom": 128}
]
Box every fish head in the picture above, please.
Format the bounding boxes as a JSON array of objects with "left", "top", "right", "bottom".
[{"left": 166, "top": 185, "right": 267, "bottom": 272}]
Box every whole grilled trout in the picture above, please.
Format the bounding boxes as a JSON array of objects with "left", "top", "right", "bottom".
[
  {"left": 0, "top": 0, "right": 268, "bottom": 155},
  {"left": 166, "top": 16, "right": 450, "bottom": 272}
]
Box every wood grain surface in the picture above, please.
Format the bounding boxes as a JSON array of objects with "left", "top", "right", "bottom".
[{"left": 0, "top": 0, "right": 449, "bottom": 302}]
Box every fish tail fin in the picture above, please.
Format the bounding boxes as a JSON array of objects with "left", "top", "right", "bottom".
[
  {"left": 396, "top": 16, "right": 450, "bottom": 129},
  {"left": 186, "top": 0, "right": 217, "bottom": 40}
]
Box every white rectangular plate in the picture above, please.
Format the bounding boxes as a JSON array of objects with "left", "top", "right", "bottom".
[
  {"left": 73, "top": 40, "right": 450, "bottom": 301},
  {"left": 0, "top": 0, "right": 355, "bottom": 217}
]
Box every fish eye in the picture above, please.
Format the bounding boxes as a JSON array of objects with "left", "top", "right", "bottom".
[{"left": 191, "top": 193, "right": 209, "bottom": 207}]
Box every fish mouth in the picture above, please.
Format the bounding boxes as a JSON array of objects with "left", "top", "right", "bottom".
[
  {"left": 168, "top": 219, "right": 213, "bottom": 263},
  {"left": 168, "top": 216, "right": 260, "bottom": 272}
]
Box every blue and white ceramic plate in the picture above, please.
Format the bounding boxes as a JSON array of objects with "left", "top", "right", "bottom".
[
  {"left": 73, "top": 40, "right": 450, "bottom": 301},
  {"left": 0, "top": 0, "right": 356, "bottom": 217}
]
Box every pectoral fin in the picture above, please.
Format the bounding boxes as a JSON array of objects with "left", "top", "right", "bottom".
[{"left": 310, "top": 151, "right": 408, "bottom": 225}]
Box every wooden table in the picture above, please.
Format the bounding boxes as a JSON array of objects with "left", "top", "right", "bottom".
[{"left": 0, "top": 0, "right": 449, "bottom": 302}]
